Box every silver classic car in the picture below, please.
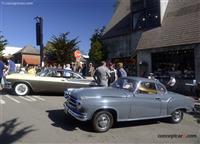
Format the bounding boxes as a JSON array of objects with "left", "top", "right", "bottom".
[
  {"left": 63, "top": 77, "right": 194, "bottom": 132},
  {"left": 6, "top": 68, "right": 96, "bottom": 96}
]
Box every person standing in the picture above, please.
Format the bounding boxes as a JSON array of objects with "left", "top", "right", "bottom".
[
  {"left": 167, "top": 76, "right": 176, "bottom": 87},
  {"left": 117, "top": 62, "right": 127, "bottom": 78},
  {"left": 88, "top": 63, "right": 95, "bottom": 77},
  {"left": 64, "top": 64, "right": 72, "bottom": 71},
  {"left": 167, "top": 76, "right": 176, "bottom": 91},
  {"left": 108, "top": 63, "right": 118, "bottom": 86},
  {"left": 81, "top": 63, "right": 87, "bottom": 77},
  {"left": 93, "top": 61, "right": 110, "bottom": 87},
  {"left": 0, "top": 56, "right": 6, "bottom": 90},
  {"left": 5, "top": 54, "right": 16, "bottom": 75}
]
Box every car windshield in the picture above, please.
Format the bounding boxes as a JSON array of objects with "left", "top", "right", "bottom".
[
  {"left": 111, "top": 78, "right": 137, "bottom": 91},
  {"left": 36, "top": 68, "right": 83, "bottom": 79},
  {"left": 37, "top": 69, "right": 49, "bottom": 77}
]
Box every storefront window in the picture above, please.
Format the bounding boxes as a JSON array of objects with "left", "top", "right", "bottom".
[{"left": 152, "top": 49, "right": 195, "bottom": 80}]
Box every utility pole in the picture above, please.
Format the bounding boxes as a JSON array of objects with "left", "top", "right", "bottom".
[{"left": 35, "top": 16, "right": 44, "bottom": 67}]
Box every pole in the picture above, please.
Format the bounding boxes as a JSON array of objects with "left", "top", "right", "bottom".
[
  {"left": 35, "top": 16, "right": 44, "bottom": 67},
  {"left": 39, "top": 17, "right": 43, "bottom": 67}
]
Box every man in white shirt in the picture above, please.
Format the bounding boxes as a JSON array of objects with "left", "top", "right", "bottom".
[{"left": 167, "top": 76, "right": 176, "bottom": 87}]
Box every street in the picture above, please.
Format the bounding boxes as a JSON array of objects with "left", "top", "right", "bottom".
[{"left": 0, "top": 93, "right": 200, "bottom": 144}]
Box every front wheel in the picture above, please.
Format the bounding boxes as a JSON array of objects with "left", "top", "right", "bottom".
[
  {"left": 14, "top": 83, "right": 30, "bottom": 96},
  {"left": 92, "top": 111, "right": 113, "bottom": 132},
  {"left": 169, "top": 109, "right": 183, "bottom": 123}
]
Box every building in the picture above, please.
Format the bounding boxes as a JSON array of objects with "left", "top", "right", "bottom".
[
  {"left": 13, "top": 45, "right": 40, "bottom": 66},
  {"left": 103, "top": 0, "right": 200, "bottom": 93}
]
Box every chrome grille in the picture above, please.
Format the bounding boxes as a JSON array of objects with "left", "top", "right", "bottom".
[{"left": 65, "top": 94, "right": 77, "bottom": 108}]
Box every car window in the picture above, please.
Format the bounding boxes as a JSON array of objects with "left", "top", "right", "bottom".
[
  {"left": 112, "top": 78, "right": 136, "bottom": 91},
  {"left": 63, "top": 71, "right": 82, "bottom": 79},
  {"left": 71, "top": 73, "right": 82, "bottom": 79},
  {"left": 137, "top": 82, "right": 157, "bottom": 95},
  {"left": 55, "top": 71, "right": 62, "bottom": 77},
  {"left": 63, "top": 71, "right": 71, "bottom": 78},
  {"left": 156, "top": 83, "right": 166, "bottom": 94}
]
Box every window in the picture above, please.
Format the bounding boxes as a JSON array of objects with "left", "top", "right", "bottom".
[
  {"left": 132, "top": 0, "right": 160, "bottom": 31},
  {"left": 137, "top": 82, "right": 157, "bottom": 94},
  {"left": 156, "top": 83, "right": 166, "bottom": 94},
  {"left": 112, "top": 78, "right": 136, "bottom": 91},
  {"left": 64, "top": 71, "right": 71, "bottom": 78}
]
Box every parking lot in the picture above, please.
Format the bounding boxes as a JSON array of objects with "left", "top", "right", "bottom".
[{"left": 0, "top": 93, "right": 199, "bottom": 144}]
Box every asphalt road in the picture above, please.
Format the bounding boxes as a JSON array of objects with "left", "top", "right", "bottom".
[{"left": 0, "top": 93, "right": 200, "bottom": 144}]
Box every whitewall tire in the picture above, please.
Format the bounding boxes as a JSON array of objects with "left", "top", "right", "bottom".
[{"left": 14, "top": 83, "right": 30, "bottom": 96}]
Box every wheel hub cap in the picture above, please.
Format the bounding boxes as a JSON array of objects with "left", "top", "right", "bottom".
[{"left": 97, "top": 114, "right": 109, "bottom": 129}]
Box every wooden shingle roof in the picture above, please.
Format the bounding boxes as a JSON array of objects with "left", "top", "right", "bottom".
[
  {"left": 136, "top": 0, "right": 200, "bottom": 50},
  {"left": 15, "top": 45, "right": 40, "bottom": 55},
  {"left": 102, "top": 0, "right": 132, "bottom": 39}
]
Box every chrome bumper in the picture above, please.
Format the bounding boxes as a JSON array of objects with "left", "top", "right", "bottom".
[
  {"left": 2, "top": 81, "right": 12, "bottom": 89},
  {"left": 63, "top": 102, "right": 88, "bottom": 121}
]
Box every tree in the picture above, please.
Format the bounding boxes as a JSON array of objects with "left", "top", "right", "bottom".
[
  {"left": 0, "top": 34, "right": 8, "bottom": 56},
  {"left": 45, "top": 32, "right": 79, "bottom": 65},
  {"left": 89, "top": 27, "right": 107, "bottom": 66}
]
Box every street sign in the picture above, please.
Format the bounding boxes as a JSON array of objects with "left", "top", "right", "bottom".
[{"left": 74, "top": 50, "right": 81, "bottom": 59}]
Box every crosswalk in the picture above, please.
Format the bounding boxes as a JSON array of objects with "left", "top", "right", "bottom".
[{"left": 0, "top": 94, "right": 45, "bottom": 104}]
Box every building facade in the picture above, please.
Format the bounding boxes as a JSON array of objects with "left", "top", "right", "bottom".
[
  {"left": 13, "top": 45, "right": 40, "bottom": 66},
  {"left": 103, "top": 0, "right": 200, "bottom": 94}
]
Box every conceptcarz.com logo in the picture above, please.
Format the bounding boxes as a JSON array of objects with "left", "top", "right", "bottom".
[{"left": 158, "top": 134, "right": 197, "bottom": 139}]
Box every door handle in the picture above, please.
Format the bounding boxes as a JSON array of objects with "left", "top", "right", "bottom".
[{"left": 155, "top": 97, "right": 161, "bottom": 101}]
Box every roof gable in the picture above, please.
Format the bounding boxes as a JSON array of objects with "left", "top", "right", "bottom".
[
  {"left": 137, "top": 0, "right": 200, "bottom": 50},
  {"left": 103, "top": 0, "right": 132, "bottom": 39},
  {"left": 16, "top": 45, "right": 40, "bottom": 55}
]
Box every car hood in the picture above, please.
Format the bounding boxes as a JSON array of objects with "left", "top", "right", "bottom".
[{"left": 67, "top": 87, "right": 130, "bottom": 99}]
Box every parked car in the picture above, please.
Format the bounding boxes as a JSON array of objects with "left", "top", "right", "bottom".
[
  {"left": 6, "top": 68, "right": 96, "bottom": 96},
  {"left": 63, "top": 77, "right": 194, "bottom": 132}
]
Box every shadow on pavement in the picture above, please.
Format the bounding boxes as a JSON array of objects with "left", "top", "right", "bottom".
[
  {"left": 189, "top": 111, "right": 200, "bottom": 124},
  {"left": 0, "top": 118, "right": 36, "bottom": 144},
  {"left": 46, "top": 109, "right": 93, "bottom": 132},
  {"left": 46, "top": 109, "right": 166, "bottom": 132}
]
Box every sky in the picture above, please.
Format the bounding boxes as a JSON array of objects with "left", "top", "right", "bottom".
[{"left": 0, "top": 0, "right": 116, "bottom": 54}]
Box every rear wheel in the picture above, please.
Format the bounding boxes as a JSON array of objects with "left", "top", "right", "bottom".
[
  {"left": 14, "top": 83, "right": 30, "bottom": 96},
  {"left": 169, "top": 109, "right": 183, "bottom": 123},
  {"left": 92, "top": 111, "right": 113, "bottom": 132}
]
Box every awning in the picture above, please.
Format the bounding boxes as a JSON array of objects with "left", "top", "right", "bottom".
[{"left": 23, "top": 55, "right": 40, "bottom": 65}]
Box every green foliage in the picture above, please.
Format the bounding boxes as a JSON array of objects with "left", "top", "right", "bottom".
[
  {"left": 0, "top": 34, "right": 8, "bottom": 56},
  {"left": 45, "top": 33, "right": 79, "bottom": 65},
  {"left": 89, "top": 27, "right": 107, "bottom": 65}
]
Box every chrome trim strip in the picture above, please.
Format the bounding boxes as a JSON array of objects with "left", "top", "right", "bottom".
[{"left": 117, "top": 115, "right": 171, "bottom": 122}]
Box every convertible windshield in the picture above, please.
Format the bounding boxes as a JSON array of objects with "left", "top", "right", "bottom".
[
  {"left": 111, "top": 78, "right": 137, "bottom": 91},
  {"left": 37, "top": 69, "right": 50, "bottom": 77}
]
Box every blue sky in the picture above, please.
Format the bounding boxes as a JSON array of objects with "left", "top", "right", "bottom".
[{"left": 0, "top": 0, "right": 115, "bottom": 54}]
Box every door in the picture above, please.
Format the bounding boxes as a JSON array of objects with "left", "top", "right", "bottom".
[
  {"left": 130, "top": 81, "right": 162, "bottom": 119},
  {"left": 37, "top": 69, "right": 67, "bottom": 93}
]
